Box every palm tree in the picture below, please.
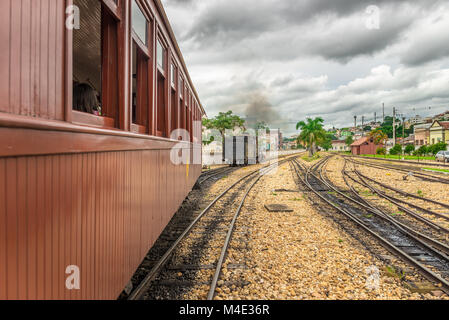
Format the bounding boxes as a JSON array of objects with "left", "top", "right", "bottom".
[{"left": 296, "top": 117, "right": 326, "bottom": 157}]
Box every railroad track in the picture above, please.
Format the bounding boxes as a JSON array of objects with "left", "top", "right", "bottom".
[
  {"left": 349, "top": 155, "right": 449, "bottom": 168},
  {"left": 345, "top": 157, "right": 449, "bottom": 185},
  {"left": 198, "top": 166, "right": 234, "bottom": 185},
  {"left": 290, "top": 156, "right": 449, "bottom": 295},
  {"left": 343, "top": 159, "right": 449, "bottom": 222},
  {"left": 128, "top": 156, "right": 294, "bottom": 300}
]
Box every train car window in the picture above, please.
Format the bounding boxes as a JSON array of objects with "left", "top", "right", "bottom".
[
  {"left": 132, "top": 0, "right": 148, "bottom": 46},
  {"left": 156, "top": 38, "right": 167, "bottom": 137},
  {"left": 131, "top": 42, "right": 149, "bottom": 134},
  {"left": 170, "top": 63, "right": 178, "bottom": 134},
  {"left": 179, "top": 77, "right": 184, "bottom": 98},
  {"left": 171, "top": 64, "right": 176, "bottom": 86},
  {"left": 156, "top": 72, "right": 166, "bottom": 137},
  {"left": 72, "top": 0, "right": 119, "bottom": 128},
  {"left": 157, "top": 40, "right": 166, "bottom": 71},
  {"left": 131, "top": 1, "right": 151, "bottom": 134}
]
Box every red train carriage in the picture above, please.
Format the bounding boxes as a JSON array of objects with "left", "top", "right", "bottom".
[{"left": 0, "top": 0, "right": 205, "bottom": 299}]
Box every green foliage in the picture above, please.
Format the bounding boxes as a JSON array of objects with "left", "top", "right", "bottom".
[
  {"left": 296, "top": 117, "right": 326, "bottom": 156},
  {"left": 389, "top": 144, "right": 402, "bottom": 155},
  {"left": 345, "top": 135, "right": 354, "bottom": 146},
  {"left": 369, "top": 128, "right": 388, "bottom": 145},
  {"left": 320, "top": 133, "right": 334, "bottom": 151},
  {"left": 428, "top": 142, "right": 447, "bottom": 155},
  {"left": 363, "top": 126, "right": 372, "bottom": 132},
  {"left": 404, "top": 144, "right": 415, "bottom": 155},
  {"left": 416, "top": 145, "right": 428, "bottom": 156},
  {"left": 376, "top": 147, "right": 386, "bottom": 155},
  {"left": 202, "top": 111, "right": 246, "bottom": 136}
]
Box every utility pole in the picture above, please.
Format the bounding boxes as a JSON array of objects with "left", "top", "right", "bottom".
[
  {"left": 374, "top": 112, "right": 377, "bottom": 123},
  {"left": 401, "top": 116, "right": 405, "bottom": 159},
  {"left": 354, "top": 115, "right": 357, "bottom": 129},
  {"left": 393, "top": 107, "right": 396, "bottom": 145},
  {"left": 362, "top": 116, "right": 365, "bottom": 128}
]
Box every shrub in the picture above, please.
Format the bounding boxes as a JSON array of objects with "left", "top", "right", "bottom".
[
  {"left": 389, "top": 144, "right": 402, "bottom": 155},
  {"left": 428, "top": 142, "right": 448, "bottom": 155},
  {"left": 404, "top": 144, "right": 415, "bottom": 155},
  {"left": 376, "top": 147, "right": 386, "bottom": 155},
  {"left": 416, "top": 145, "right": 428, "bottom": 156}
]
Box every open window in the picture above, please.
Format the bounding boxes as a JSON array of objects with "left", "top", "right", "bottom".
[
  {"left": 170, "top": 62, "right": 178, "bottom": 136},
  {"left": 156, "top": 38, "right": 167, "bottom": 137},
  {"left": 131, "top": 0, "right": 151, "bottom": 134},
  {"left": 72, "top": 0, "right": 119, "bottom": 128}
]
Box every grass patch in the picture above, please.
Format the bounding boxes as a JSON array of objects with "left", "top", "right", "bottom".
[
  {"left": 338, "top": 239, "right": 343, "bottom": 243},
  {"left": 384, "top": 265, "right": 406, "bottom": 280},
  {"left": 360, "top": 154, "right": 435, "bottom": 161},
  {"left": 417, "top": 190, "right": 424, "bottom": 197},
  {"left": 271, "top": 192, "right": 278, "bottom": 196},
  {"left": 290, "top": 197, "right": 303, "bottom": 201},
  {"left": 301, "top": 153, "right": 321, "bottom": 162},
  {"left": 422, "top": 167, "right": 449, "bottom": 173},
  {"left": 360, "top": 190, "right": 375, "bottom": 197}
]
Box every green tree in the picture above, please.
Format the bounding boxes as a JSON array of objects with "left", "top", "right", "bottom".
[
  {"left": 416, "top": 145, "right": 428, "bottom": 156},
  {"left": 202, "top": 111, "right": 246, "bottom": 162},
  {"left": 389, "top": 144, "right": 402, "bottom": 155},
  {"left": 428, "top": 142, "right": 448, "bottom": 155},
  {"left": 404, "top": 144, "right": 415, "bottom": 155},
  {"left": 376, "top": 147, "right": 386, "bottom": 155},
  {"left": 345, "top": 135, "right": 354, "bottom": 147},
  {"left": 320, "top": 133, "right": 333, "bottom": 151},
  {"left": 368, "top": 128, "right": 388, "bottom": 145},
  {"left": 296, "top": 117, "right": 326, "bottom": 157}
]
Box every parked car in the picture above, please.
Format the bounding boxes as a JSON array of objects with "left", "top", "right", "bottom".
[{"left": 435, "top": 150, "right": 449, "bottom": 163}]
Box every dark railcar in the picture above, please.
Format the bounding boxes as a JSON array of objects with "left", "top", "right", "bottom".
[
  {"left": 224, "top": 136, "right": 257, "bottom": 166},
  {"left": 0, "top": 0, "right": 204, "bottom": 299}
]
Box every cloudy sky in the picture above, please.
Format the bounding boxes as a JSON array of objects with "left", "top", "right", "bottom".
[{"left": 162, "top": 0, "right": 449, "bottom": 136}]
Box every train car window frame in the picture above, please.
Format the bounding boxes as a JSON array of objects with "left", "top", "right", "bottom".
[
  {"left": 155, "top": 31, "right": 169, "bottom": 138},
  {"left": 131, "top": 0, "right": 153, "bottom": 135},
  {"left": 170, "top": 59, "right": 179, "bottom": 135},
  {"left": 70, "top": 0, "right": 121, "bottom": 129}
]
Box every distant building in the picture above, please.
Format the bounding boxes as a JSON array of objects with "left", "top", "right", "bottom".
[
  {"left": 409, "top": 115, "right": 423, "bottom": 125},
  {"left": 331, "top": 140, "right": 349, "bottom": 152},
  {"left": 433, "top": 110, "right": 449, "bottom": 121},
  {"left": 402, "top": 134, "right": 415, "bottom": 146},
  {"left": 429, "top": 121, "right": 449, "bottom": 145},
  {"left": 350, "top": 137, "right": 384, "bottom": 155},
  {"left": 414, "top": 122, "right": 431, "bottom": 146}
]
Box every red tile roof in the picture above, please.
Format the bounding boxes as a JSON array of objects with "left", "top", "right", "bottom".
[
  {"left": 350, "top": 137, "right": 368, "bottom": 147},
  {"left": 441, "top": 121, "right": 449, "bottom": 129}
]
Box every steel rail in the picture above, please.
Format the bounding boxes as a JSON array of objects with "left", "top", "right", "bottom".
[
  {"left": 348, "top": 155, "right": 449, "bottom": 168},
  {"left": 207, "top": 160, "right": 286, "bottom": 300},
  {"left": 316, "top": 157, "right": 449, "bottom": 258},
  {"left": 128, "top": 155, "right": 298, "bottom": 300},
  {"left": 198, "top": 167, "right": 234, "bottom": 184},
  {"left": 350, "top": 168, "right": 449, "bottom": 215},
  {"left": 346, "top": 157, "right": 449, "bottom": 185},
  {"left": 291, "top": 157, "right": 449, "bottom": 295}
]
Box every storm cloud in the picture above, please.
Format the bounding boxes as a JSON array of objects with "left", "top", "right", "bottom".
[{"left": 162, "top": 0, "right": 449, "bottom": 136}]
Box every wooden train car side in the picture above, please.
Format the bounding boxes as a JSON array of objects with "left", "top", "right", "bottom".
[{"left": 0, "top": 0, "right": 204, "bottom": 300}]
